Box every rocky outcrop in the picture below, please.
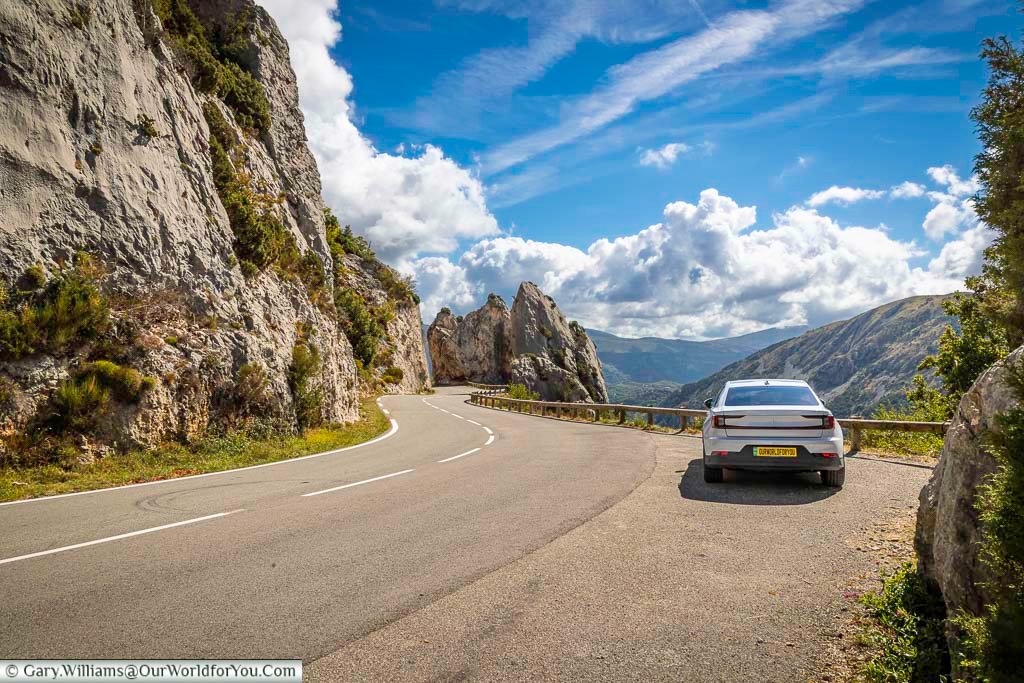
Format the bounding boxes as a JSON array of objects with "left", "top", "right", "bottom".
[
  {"left": 0, "top": 0, "right": 427, "bottom": 452},
  {"left": 427, "top": 294, "right": 512, "bottom": 385},
  {"left": 915, "top": 344, "right": 1023, "bottom": 648},
  {"left": 426, "top": 282, "right": 607, "bottom": 402}
]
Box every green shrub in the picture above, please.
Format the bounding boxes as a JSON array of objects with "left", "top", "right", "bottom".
[
  {"left": 0, "top": 255, "right": 110, "bottom": 360},
  {"left": 88, "top": 142, "right": 103, "bottom": 156},
  {"left": 202, "top": 105, "right": 294, "bottom": 275},
  {"left": 232, "top": 362, "right": 269, "bottom": 415},
  {"left": 77, "top": 360, "right": 154, "bottom": 403},
  {"left": 324, "top": 208, "right": 375, "bottom": 261},
  {"left": 335, "top": 288, "right": 383, "bottom": 368},
  {"left": 153, "top": 0, "right": 271, "bottom": 135},
  {"left": 381, "top": 366, "right": 404, "bottom": 385},
  {"left": 23, "top": 264, "right": 46, "bottom": 290},
  {"left": 953, "top": 365, "right": 1024, "bottom": 680},
  {"left": 51, "top": 375, "right": 110, "bottom": 434},
  {"left": 858, "top": 562, "right": 950, "bottom": 682},
  {"left": 440, "top": 306, "right": 452, "bottom": 316},
  {"left": 137, "top": 113, "right": 160, "bottom": 139},
  {"left": 506, "top": 384, "right": 539, "bottom": 401},
  {"left": 289, "top": 341, "right": 323, "bottom": 430},
  {"left": 862, "top": 377, "right": 947, "bottom": 457},
  {"left": 69, "top": 3, "right": 91, "bottom": 29}
]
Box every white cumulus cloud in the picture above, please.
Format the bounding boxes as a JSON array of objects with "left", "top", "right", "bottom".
[
  {"left": 639, "top": 142, "right": 691, "bottom": 169},
  {"left": 258, "top": 0, "right": 499, "bottom": 265},
  {"left": 423, "top": 188, "right": 974, "bottom": 339},
  {"left": 806, "top": 185, "right": 885, "bottom": 207},
  {"left": 890, "top": 181, "right": 927, "bottom": 199}
]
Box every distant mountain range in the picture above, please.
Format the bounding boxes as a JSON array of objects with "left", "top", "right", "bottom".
[
  {"left": 588, "top": 326, "right": 808, "bottom": 404},
  {"left": 659, "top": 295, "right": 954, "bottom": 417}
]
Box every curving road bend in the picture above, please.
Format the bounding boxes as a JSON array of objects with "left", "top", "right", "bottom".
[{"left": 0, "top": 386, "right": 655, "bottom": 659}]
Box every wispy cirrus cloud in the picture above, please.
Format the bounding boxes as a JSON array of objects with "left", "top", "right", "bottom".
[{"left": 480, "top": 0, "right": 867, "bottom": 175}]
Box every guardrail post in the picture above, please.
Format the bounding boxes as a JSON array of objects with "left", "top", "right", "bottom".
[
  {"left": 647, "top": 411, "right": 654, "bottom": 429},
  {"left": 680, "top": 415, "right": 688, "bottom": 431},
  {"left": 850, "top": 427, "right": 862, "bottom": 453}
]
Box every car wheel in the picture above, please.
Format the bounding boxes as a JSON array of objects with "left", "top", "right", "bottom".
[
  {"left": 821, "top": 467, "right": 845, "bottom": 488},
  {"left": 704, "top": 464, "right": 723, "bottom": 483}
]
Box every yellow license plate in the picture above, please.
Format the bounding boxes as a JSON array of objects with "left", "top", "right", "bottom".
[{"left": 755, "top": 447, "right": 798, "bottom": 457}]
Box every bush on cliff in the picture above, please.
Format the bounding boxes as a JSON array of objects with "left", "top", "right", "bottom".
[{"left": 0, "top": 253, "right": 109, "bottom": 360}]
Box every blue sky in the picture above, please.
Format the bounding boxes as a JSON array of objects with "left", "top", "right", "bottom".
[{"left": 262, "top": 0, "right": 1015, "bottom": 339}]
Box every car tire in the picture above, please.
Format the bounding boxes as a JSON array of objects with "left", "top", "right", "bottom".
[
  {"left": 821, "top": 467, "right": 845, "bottom": 488},
  {"left": 704, "top": 464, "right": 723, "bottom": 483}
]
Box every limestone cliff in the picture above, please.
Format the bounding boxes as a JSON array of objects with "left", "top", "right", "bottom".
[
  {"left": 0, "top": 0, "right": 427, "bottom": 456},
  {"left": 427, "top": 282, "right": 607, "bottom": 402}
]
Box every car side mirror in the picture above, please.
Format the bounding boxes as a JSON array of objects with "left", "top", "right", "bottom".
[{"left": 703, "top": 398, "right": 714, "bottom": 409}]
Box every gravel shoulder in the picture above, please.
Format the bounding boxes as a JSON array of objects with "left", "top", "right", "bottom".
[{"left": 311, "top": 423, "right": 933, "bottom": 682}]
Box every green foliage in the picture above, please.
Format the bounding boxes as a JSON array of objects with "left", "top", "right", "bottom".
[
  {"left": 858, "top": 563, "right": 950, "bottom": 682},
  {"left": 863, "top": 377, "right": 947, "bottom": 457},
  {"left": 51, "top": 375, "right": 110, "bottom": 434},
  {"left": 23, "top": 264, "right": 46, "bottom": 290},
  {"left": 300, "top": 249, "right": 331, "bottom": 311},
  {"left": 972, "top": 35, "right": 1024, "bottom": 347},
  {"left": 232, "top": 362, "right": 269, "bottom": 417},
  {"left": 919, "top": 294, "right": 1010, "bottom": 416},
  {"left": 288, "top": 340, "right": 323, "bottom": 430},
  {"left": 439, "top": 306, "right": 452, "bottom": 316},
  {"left": 88, "top": 142, "right": 103, "bottom": 156},
  {"left": 77, "top": 360, "right": 154, "bottom": 403},
  {"left": 506, "top": 384, "right": 539, "bottom": 401},
  {"left": 153, "top": 0, "right": 271, "bottom": 135},
  {"left": 136, "top": 113, "right": 159, "bottom": 139},
  {"left": 324, "top": 208, "right": 375, "bottom": 261},
  {"left": 957, "top": 364, "right": 1024, "bottom": 681},
  {"left": 69, "top": 3, "right": 91, "bottom": 29},
  {"left": 0, "top": 254, "right": 110, "bottom": 360},
  {"left": 381, "top": 366, "right": 404, "bottom": 385},
  {"left": 376, "top": 264, "right": 420, "bottom": 305},
  {"left": 335, "top": 288, "right": 383, "bottom": 367},
  {"left": 202, "top": 105, "right": 294, "bottom": 275}
]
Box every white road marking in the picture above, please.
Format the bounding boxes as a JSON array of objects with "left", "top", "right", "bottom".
[
  {"left": 0, "top": 509, "right": 245, "bottom": 566},
  {"left": 438, "top": 448, "right": 480, "bottom": 464},
  {"left": 451, "top": 414, "right": 464, "bottom": 420},
  {"left": 439, "top": 409, "right": 451, "bottom": 414},
  {"left": 302, "top": 469, "right": 415, "bottom": 498},
  {"left": 483, "top": 427, "right": 493, "bottom": 435},
  {"left": 467, "top": 420, "right": 481, "bottom": 426},
  {"left": 383, "top": 409, "right": 390, "bottom": 415},
  {"left": 0, "top": 420, "right": 400, "bottom": 508},
  {"left": 485, "top": 435, "right": 495, "bottom": 446}
]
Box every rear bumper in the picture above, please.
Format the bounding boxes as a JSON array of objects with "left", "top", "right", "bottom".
[{"left": 703, "top": 438, "right": 845, "bottom": 472}]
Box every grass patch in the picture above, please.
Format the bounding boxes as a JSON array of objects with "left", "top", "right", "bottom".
[
  {"left": 0, "top": 398, "right": 389, "bottom": 503},
  {"left": 857, "top": 562, "right": 950, "bottom": 682}
]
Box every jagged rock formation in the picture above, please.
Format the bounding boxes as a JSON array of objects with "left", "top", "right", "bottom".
[
  {"left": 427, "top": 283, "right": 607, "bottom": 403},
  {"left": 915, "top": 344, "right": 1022, "bottom": 661},
  {"left": 0, "top": 0, "right": 428, "bottom": 454}
]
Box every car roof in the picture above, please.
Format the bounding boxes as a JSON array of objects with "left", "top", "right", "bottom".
[{"left": 723, "top": 379, "right": 811, "bottom": 388}]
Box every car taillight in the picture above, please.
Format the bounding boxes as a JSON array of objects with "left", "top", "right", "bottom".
[
  {"left": 711, "top": 451, "right": 729, "bottom": 456},
  {"left": 713, "top": 415, "right": 727, "bottom": 428},
  {"left": 820, "top": 452, "right": 839, "bottom": 458},
  {"left": 822, "top": 415, "right": 835, "bottom": 429}
]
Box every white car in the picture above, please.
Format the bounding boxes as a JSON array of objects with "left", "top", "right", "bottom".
[{"left": 701, "top": 379, "right": 845, "bottom": 487}]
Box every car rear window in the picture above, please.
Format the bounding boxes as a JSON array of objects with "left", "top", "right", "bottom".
[{"left": 724, "top": 385, "right": 819, "bottom": 406}]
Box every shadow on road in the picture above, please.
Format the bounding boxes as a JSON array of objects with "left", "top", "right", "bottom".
[{"left": 678, "top": 459, "right": 840, "bottom": 506}]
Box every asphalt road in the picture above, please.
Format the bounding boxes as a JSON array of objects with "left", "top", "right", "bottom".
[{"left": 0, "top": 387, "right": 932, "bottom": 681}]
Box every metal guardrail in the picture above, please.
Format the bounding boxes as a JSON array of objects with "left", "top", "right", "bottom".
[
  {"left": 467, "top": 391, "right": 949, "bottom": 452},
  {"left": 466, "top": 381, "right": 508, "bottom": 396}
]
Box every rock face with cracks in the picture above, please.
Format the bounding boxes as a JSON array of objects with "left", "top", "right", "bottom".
[
  {"left": 0, "top": 0, "right": 428, "bottom": 455},
  {"left": 427, "top": 282, "right": 607, "bottom": 403},
  {"left": 915, "top": 344, "right": 1023, "bottom": 665}
]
